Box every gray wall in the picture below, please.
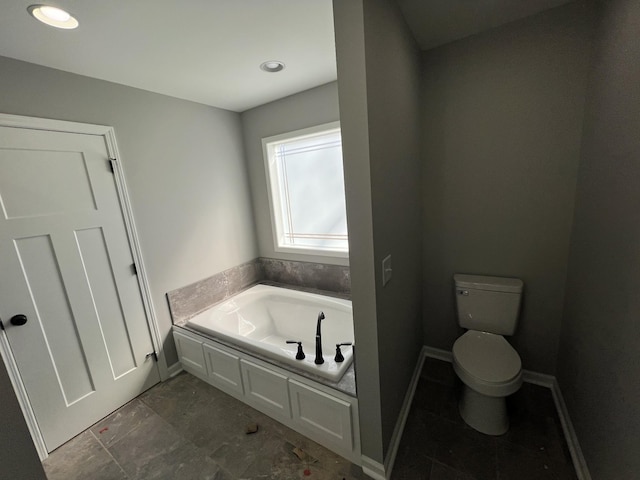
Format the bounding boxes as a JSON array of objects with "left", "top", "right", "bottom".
[
  {"left": 0, "top": 357, "right": 47, "bottom": 479},
  {"left": 558, "top": 0, "right": 640, "bottom": 477},
  {"left": 333, "top": 0, "right": 383, "bottom": 463},
  {"left": 420, "top": 2, "right": 593, "bottom": 373},
  {"left": 240, "top": 82, "right": 346, "bottom": 266},
  {"left": 0, "top": 56, "right": 258, "bottom": 369},
  {"left": 334, "top": 0, "right": 423, "bottom": 463}
]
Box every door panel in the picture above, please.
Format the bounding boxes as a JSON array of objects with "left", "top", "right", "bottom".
[
  {"left": 75, "top": 227, "right": 138, "bottom": 378},
  {"left": 0, "top": 125, "right": 160, "bottom": 451},
  {"left": 0, "top": 148, "right": 97, "bottom": 219},
  {"left": 14, "top": 234, "right": 96, "bottom": 405}
]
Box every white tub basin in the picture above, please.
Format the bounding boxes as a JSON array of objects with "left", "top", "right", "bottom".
[{"left": 186, "top": 284, "right": 354, "bottom": 381}]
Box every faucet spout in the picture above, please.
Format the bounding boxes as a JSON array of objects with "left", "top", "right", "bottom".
[{"left": 315, "top": 311, "right": 325, "bottom": 365}]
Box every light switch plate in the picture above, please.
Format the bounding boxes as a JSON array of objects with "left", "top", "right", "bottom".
[{"left": 382, "top": 254, "right": 392, "bottom": 286}]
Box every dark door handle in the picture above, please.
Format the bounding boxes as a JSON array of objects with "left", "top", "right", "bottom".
[{"left": 10, "top": 314, "right": 27, "bottom": 326}]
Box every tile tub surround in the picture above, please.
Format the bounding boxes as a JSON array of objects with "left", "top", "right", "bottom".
[
  {"left": 167, "top": 258, "right": 351, "bottom": 325},
  {"left": 43, "top": 372, "right": 367, "bottom": 480},
  {"left": 167, "top": 259, "right": 264, "bottom": 325},
  {"left": 261, "top": 258, "right": 351, "bottom": 296}
]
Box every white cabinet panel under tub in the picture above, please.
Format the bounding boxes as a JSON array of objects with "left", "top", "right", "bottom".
[
  {"left": 171, "top": 327, "right": 361, "bottom": 464},
  {"left": 173, "top": 331, "right": 207, "bottom": 378},
  {"left": 203, "top": 343, "right": 243, "bottom": 397},
  {"left": 289, "top": 379, "right": 354, "bottom": 453},
  {"left": 241, "top": 360, "right": 291, "bottom": 418}
]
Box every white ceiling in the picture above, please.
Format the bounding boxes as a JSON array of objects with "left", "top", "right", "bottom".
[
  {"left": 0, "top": 0, "right": 338, "bottom": 112},
  {"left": 0, "top": 1, "right": 574, "bottom": 113},
  {"left": 396, "top": 0, "right": 573, "bottom": 50}
]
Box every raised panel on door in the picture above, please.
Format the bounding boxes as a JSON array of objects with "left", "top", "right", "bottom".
[
  {"left": 0, "top": 124, "right": 159, "bottom": 451},
  {"left": 289, "top": 379, "right": 354, "bottom": 454},
  {"left": 173, "top": 331, "right": 207, "bottom": 378},
  {"left": 203, "top": 343, "right": 243, "bottom": 397},
  {"left": 240, "top": 359, "right": 291, "bottom": 420}
]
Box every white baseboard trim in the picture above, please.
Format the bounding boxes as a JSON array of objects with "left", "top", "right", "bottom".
[
  {"left": 167, "top": 362, "right": 184, "bottom": 378},
  {"left": 422, "top": 346, "right": 591, "bottom": 480},
  {"left": 381, "top": 346, "right": 428, "bottom": 479},
  {"left": 361, "top": 455, "right": 386, "bottom": 480},
  {"left": 522, "top": 370, "right": 555, "bottom": 388},
  {"left": 550, "top": 379, "right": 592, "bottom": 480},
  {"left": 423, "top": 346, "right": 453, "bottom": 362}
]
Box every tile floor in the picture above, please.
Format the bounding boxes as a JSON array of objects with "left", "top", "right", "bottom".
[
  {"left": 43, "top": 371, "right": 365, "bottom": 480},
  {"left": 42, "top": 358, "right": 578, "bottom": 480},
  {"left": 391, "top": 358, "right": 578, "bottom": 480}
]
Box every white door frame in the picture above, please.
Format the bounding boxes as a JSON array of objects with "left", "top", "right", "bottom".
[{"left": 0, "top": 113, "right": 166, "bottom": 460}]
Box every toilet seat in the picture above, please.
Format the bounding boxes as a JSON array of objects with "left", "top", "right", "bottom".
[{"left": 453, "top": 330, "right": 522, "bottom": 397}]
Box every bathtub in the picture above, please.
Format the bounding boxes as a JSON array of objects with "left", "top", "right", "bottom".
[{"left": 186, "top": 284, "right": 354, "bottom": 381}]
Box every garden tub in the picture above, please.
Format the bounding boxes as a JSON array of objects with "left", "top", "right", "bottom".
[{"left": 186, "top": 284, "right": 354, "bottom": 381}]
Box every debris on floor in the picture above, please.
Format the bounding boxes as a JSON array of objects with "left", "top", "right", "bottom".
[
  {"left": 292, "top": 446, "right": 308, "bottom": 461},
  {"left": 245, "top": 422, "right": 259, "bottom": 434}
]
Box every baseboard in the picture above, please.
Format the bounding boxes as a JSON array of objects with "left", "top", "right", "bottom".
[
  {"left": 167, "top": 362, "right": 184, "bottom": 378},
  {"left": 522, "top": 370, "right": 555, "bottom": 388},
  {"left": 423, "top": 346, "right": 453, "bottom": 362},
  {"left": 381, "top": 346, "right": 428, "bottom": 479},
  {"left": 551, "top": 379, "right": 592, "bottom": 480},
  {"left": 361, "top": 455, "right": 386, "bottom": 480},
  {"left": 422, "top": 346, "right": 592, "bottom": 480}
]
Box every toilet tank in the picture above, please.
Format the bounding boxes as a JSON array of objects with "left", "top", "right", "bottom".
[{"left": 454, "top": 274, "right": 523, "bottom": 335}]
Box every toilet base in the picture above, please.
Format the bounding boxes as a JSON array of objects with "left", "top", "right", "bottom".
[{"left": 459, "top": 385, "right": 509, "bottom": 436}]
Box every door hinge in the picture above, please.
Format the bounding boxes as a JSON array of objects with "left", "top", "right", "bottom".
[
  {"left": 131, "top": 263, "right": 138, "bottom": 275},
  {"left": 109, "top": 158, "right": 117, "bottom": 173},
  {"left": 145, "top": 351, "right": 158, "bottom": 362}
]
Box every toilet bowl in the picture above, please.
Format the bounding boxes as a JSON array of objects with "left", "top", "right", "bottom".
[
  {"left": 452, "top": 274, "right": 524, "bottom": 435},
  {"left": 453, "top": 330, "right": 522, "bottom": 435}
]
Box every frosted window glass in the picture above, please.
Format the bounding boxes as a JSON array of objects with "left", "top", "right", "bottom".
[{"left": 265, "top": 126, "right": 348, "bottom": 254}]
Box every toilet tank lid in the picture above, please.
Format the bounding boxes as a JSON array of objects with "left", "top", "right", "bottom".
[{"left": 454, "top": 274, "right": 523, "bottom": 293}]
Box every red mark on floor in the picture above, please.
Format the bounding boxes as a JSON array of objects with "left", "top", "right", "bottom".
[
  {"left": 98, "top": 427, "right": 109, "bottom": 434},
  {"left": 304, "top": 468, "right": 311, "bottom": 476}
]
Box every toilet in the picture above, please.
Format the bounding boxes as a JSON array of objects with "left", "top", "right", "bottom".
[{"left": 452, "top": 274, "right": 524, "bottom": 435}]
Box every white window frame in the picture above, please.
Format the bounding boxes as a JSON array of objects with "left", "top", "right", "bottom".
[{"left": 262, "top": 121, "right": 348, "bottom": 258}]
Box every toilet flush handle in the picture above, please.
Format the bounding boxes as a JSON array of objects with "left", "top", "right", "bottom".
[{"left": 458, "top": 289, "right": 469, "bottom": 296}]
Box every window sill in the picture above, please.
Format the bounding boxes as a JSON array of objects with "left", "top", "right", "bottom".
[{"left": 274, "top": 245, "right": 349, "bottom": 259}]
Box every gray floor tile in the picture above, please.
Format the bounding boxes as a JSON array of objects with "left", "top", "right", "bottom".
[
  {"left": 391, "top": 443, "right": 433, "bottom": 479},
  {"left": 496, "top": 441, "right": 578, "bottom": 480},
  {"left": 502, "top": 413, "right": 569, "bottom": 463},
  {"left": 130, "top": 443, "right": 230, "bottom": 480},
  {"left": 90, "top": 399, "right": 155, "bottom": 448},
  {"left": 208, "top": 422, "right": 283, "bottom": 477},
  {"left": 106, "top": 409, "right": 188, "bottom": 478},
  {"left": 43, "top": 358, "right": 579, "bottom": 480},
  {"left": 431, "top": 420, "right": 498, "bottom": 480},
  {"left": 430, "top": 461, "right": 478, "bottom": 480},
  {"left": 43, "top": 431, "right": 128, "bottom": 480},
  {"left": 421, "top": 357, "right": 458, "bottom": 387},
  {"left": 413, "top": 380, "right": 464, "bottom": 424},
  {"left": 391, "top": 358, "right": 579, "bottom": 480}
]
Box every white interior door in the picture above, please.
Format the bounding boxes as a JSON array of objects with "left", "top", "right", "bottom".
[{"left": 0, "top": 124, "right": 160, "bottom": 452}]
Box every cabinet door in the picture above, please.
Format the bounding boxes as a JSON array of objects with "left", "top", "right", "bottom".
[
  {"left": 173, "top": 331, "right": 207, "bottom": 378},
  {"left": 203, "top": 343, "right": 243, "bottom": 397},
  {"left": 241, "top": 360, "right": 291, "bottom": 419},
  {"left": 289, "top": 379, "right": 354, "bottom": 453}
]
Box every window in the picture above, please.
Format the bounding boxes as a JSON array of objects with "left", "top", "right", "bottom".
[{"left": 263, "top": 122, "right": 348, "bottom": 257}]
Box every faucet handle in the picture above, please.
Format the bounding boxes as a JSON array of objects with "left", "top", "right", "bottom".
[
  {"left": 334, "top": 342, "right": 352, "bottom": 363},
  {"left": 286, "top": 340, "right": 306, "bottom": 360}
]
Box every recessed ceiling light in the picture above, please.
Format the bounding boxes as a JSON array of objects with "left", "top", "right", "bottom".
[
  {"left": 28, "top": 4, "right": 79, "bottom": 29},
  {"left": 260, "top": 61, "right": 285, "bottom": 73}
]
